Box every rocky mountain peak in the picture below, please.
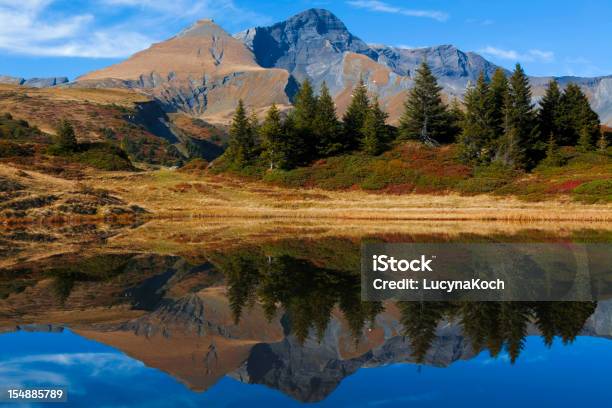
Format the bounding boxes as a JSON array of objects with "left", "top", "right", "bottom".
[
  {"left": 176, "top": 18, "right": 227, "bottom": 39},
  {"left": 283, "top": 8, "right": 349, "bottom": 34},
  {"left": 235, "top": 8, "right": 374, "bottom": 73}
]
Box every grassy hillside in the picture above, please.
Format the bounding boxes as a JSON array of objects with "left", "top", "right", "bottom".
[
  {"left": 0, "top": 113, "right": 134, "bottom": 172},
  {"left": 213, "top": 141, "right": 612, "bottom": 203},
  {"left": 0, "top": 85, "right": 184, "bottom": 166}
]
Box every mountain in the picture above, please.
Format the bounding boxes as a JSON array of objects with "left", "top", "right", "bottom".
[
  {"left": 237, "top": 8, "right": 612, "bottom": 125},
  {"left": 75, "top": 8, "right": 612, "bottom": 125},
  {"left": 370, "top": 44, "right": 504, "bottom": 94},
  {"left": 235, "top": 8, "right": 375, "bottom": 89},
  {"left": 235, "top": 9, "right": 506, "bottom": 120},
  {"left": 0, "top": 75, "right": 68, "bottom": 87},
  {"left": 77, "top": 19, "right": 291, "bottom": 123},
  {"left": 530, "top": 75, "right": 612, "bottom": 126}
]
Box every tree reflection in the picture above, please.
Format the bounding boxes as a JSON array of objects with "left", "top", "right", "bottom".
[
  {"left": 215, "top": 243, "right": 596, "bottom": 363},
  {"left": 214, "top": 248, "right": 383, "bottom": 344},
  {"left": 399, "top": 301, "right": 596, "bottom": 363}
]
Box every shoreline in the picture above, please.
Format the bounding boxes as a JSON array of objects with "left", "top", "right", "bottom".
[{"left": 2, "top": 164, "right": 612, "bottom": 225}]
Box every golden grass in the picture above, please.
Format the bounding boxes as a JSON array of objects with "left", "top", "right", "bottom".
[
  {"left": 89, "top": 168, "right": 612, "bottom": 222},
  {"left": 0, "top": 83, "right": 150, "bottom": 106}
]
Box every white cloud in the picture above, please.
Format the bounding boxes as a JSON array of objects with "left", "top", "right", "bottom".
[
  {"left": 346, "top": 0, "right": 449, "bottom": 22},
  {"left": 0, "top": 0, "right": 269, "bottom": 58},
  {"left": 479, "top": 46, "right": 555, "bottom": 63}
]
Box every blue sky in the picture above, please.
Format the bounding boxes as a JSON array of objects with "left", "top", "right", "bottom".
[{"left": 0, "top": 0, "right": 610, "bottom": 80}]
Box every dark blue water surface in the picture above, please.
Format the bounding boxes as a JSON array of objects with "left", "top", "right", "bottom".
[{"left": 0, "top": 329, "right": 609, "bottom": 408}]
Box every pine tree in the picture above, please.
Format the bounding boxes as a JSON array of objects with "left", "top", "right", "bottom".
[
  {"left": 260, "top": 104, "right": 285, "bottom": 169},
  {"left": 343, "top": 78, "right": 370, "bottom": 151},
  {"left": 447, "top": 97, "right": 465, "bottom": 140},
  {"left": 280, "top": 114, "right": 303, "bottom": 169},
  {"left": 489, "top": 68, "right": 509, "bottom": 137},
  {"left": 55, "top": 119, "right": 77, "bottom": 151},
  {"left": 293, "top": 79, "right": 317, "bottom": 130},
  {"left": 361, "top": 97, "right": 388, "bottom": 155},
  {"left": 558, "top": 83, "right": 600, "bottom": 146},
  {"left": 399, "top": 62, "right": 451, "bottom": 145},
  {"left": 458, "top": 71, "right": 496, "bottom": 164},
  {"left": 227, "top": 100, "right": 256, "bottom": 166},
  {"left": 313, "top": 82, "right": 343, "bottom": 156},
  {"left": 496, "top": 64, "right": 537, "bottom": 169},
  {"left": 291, "top": 79, "right": 318, "bottom": 162},
  {"left": 578, "top": 126, "right": 595, "bottom": 152},
  {"left": 538, "top": 80, "right": 562, "bottom": 144},
  {"left": 543, "top": 133, "right": 562, "bottom": 166}
]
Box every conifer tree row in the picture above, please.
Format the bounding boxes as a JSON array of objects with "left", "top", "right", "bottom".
[
  {"left": 458, "top": 64, "right": 602, "bottom": 170},
  {"left": 224, "top": 79, "right": 394, "bottom": 170},
  {"left": 224, "top": 61, "right": 603, "bottom": 174}
]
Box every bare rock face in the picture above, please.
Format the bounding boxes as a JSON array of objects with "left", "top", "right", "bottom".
[
  {"left": 236, "top": 8, "right": 375, "bottom": 89},
  {"left": 0, "top": 75, "right": 68, "bottom": 87},
  {"left": 78, "top": 20, "right": 291, "bottom": 123},
  {"left": 0, "top": 75, "right": 25, "bottom": 85},
  {"left": 235, "top": 9, "right": 504, "bottom": 123},
  {"left": 237, "top": 8, "right": 612, "bottom": 125},
  {"left": 371, "top": 44, "right": 504, "bottom": 96}
]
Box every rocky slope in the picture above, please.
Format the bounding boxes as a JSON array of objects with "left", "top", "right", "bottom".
[
  {"left": 0, "top": 75, "right": 68, "bottom": 87},
  {"left": 237, "top": 8, "right": 612, "bottom": 125},
  {"left": 77, "top": 19, "right": 291, "bottom": 123},
  {"left": 71, "top": 8, "right": 612, "bottom": 125}
]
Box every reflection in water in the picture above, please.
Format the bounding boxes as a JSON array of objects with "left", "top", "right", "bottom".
[
  {"left": 0, "top": 228, "right": 610, "bottom": 404},
  {"left": 217, "top": 245, "right": 596, "bottom": 363},
  {"left": 398, "top": 301, "right": 596, "bottom": 363}
]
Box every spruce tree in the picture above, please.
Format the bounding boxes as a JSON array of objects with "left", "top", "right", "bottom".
[
  {"left": 280, "top": 114, "right": 303, "bottom": 169},
  {"left": 558, "top": 83, "right": 600, "bottom": 146},
  {"left": 55, "top": 119, "right": 77, "bottom": 151},
  {"left": 399, "top": 62, "right": 451, "bottom": 145},
  {"left": 447, "top": 97, "right": 465, "bottom": 141},
  {"left": 314, "top": 82, "right": 342, "bottom": 156},
  {"left": 458, "top": 71, "right": 496, "bottom": 164},
  {"left": 489, "top": 68, "right": 509, "bottom": 137},
  {"left": 361, "top": 97, "right": 388, "bottom": 156},
  {"left": 291, "top": 79, "right": 318, "bottom": 162},
  {"left": 260, "top": 104, "right": 285, "bottom": 169},
  {"left": 342, "top": 78, "right": 370, "bottom": 151},
  {"left": 293, "top": 79, "right": 317, "bottom": 130},
  {"left": 227, "top": 100, "right": 256, "bottom": 166},
  {"left": 496, "top": 64, "right": 537, "bottom": 169},
  {"left": 538, "top": 80, "right": 562, "bottom": 144},
  {"left": 543, "top": 133, "right": 562, "bottom": 166},
  {"left": 577, "top": 126, "right": 595, "bottom": 152}
]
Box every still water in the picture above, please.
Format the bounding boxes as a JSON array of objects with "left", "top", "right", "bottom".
[{"left": 1, "top": 221, "right": 611, "bottom": 407}]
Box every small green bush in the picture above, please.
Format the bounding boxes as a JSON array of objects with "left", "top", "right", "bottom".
[
  {"left": 572, "top": 179, "right": 612, "bottom": 203},
  {"left": 75, "top": 143, "right": 134, "bottom": 171},
  {"left": 0, "top": 140, "right": 33, "bottom": 157}
]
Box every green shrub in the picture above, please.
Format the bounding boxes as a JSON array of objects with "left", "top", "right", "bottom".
[
  {"left": 572, "top": 179, "right": 612, "bottom": 203},
  {"left": 0, "top": 140, "right": 33, "bottom": 157},
  {"left": 263, "top": 168, "right": 312, "bottom": 188},
  {"left": 75, "top": 143, "right": 134, "bottom": 171},
  {"left": 457, "top": 163, "right": 518, "bottom": 194},
  {"left": 47, "top": 142, "right": 134, "bottom": 171}
]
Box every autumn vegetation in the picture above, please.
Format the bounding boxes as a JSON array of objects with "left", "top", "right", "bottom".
[{"left": 217, "top": 63, "right": 611, "bottom": 203}]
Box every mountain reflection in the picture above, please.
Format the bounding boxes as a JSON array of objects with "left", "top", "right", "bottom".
[
  {"left": 0, "top": 233, "right": 609, "bottom": 402},
  {"left": 215, "top": 244, "right": 596, "bottom": 363}
]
